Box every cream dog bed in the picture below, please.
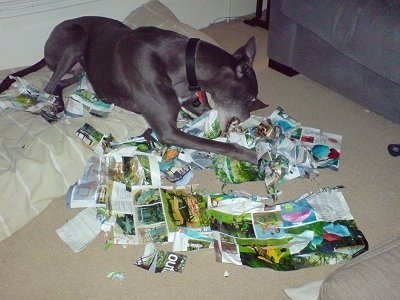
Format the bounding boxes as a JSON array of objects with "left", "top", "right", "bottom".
[{"left": 0, "top": 0, "right": 218, "bottom": 242}]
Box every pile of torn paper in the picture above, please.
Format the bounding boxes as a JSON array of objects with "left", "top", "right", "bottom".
[
  {"left": 0, "top": 76, "right": 63, "bottom": 122},
  {"left": 55, "top": 103, "right": 368, "bottom": 272},
  {"left": 57, "top": 183, "right": 368, "bottom": 271},
  {"left": 72, "top": 106, "right": 343, "bottom": 200},
  {"left": 1, "top": 77, "right": 366, "bottom": 272}
]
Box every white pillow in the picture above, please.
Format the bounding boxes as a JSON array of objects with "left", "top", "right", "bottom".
[
  {"left": 123, "top": 0, "right": 219, "bottom": 45},
  {"left": 284, "top": 280, "right": 323, "bottom": 300}
]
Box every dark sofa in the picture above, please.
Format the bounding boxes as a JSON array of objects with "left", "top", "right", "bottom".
[{"left": 267, "top": 0, "right": 400, "bottom": 124}]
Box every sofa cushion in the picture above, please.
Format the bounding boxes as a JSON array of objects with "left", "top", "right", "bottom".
[
  {"left": 319, "top": 235, "right": 400, "bottom": 299},
  {"left": 280, "top": 0, "right": 400, "bottom": 84},
  {"left": 284, "top": 235, "right": 400, "bottom": 300}
]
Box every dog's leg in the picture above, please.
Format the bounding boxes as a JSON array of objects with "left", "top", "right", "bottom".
[
  {"left": 43, "top": 57, "right": 85, "bottom": 114},
  {"left": 158, "top": 124, "right": 257, "bottom": 164},
  {"left": 138, "top": 94, "right": 257, "bottom": 164},
  {"left": 43, "top": 23, "right": 88, "bottom": 95},
  {"left": 44, "top": 58, "right": 83, "bottom": 95}
]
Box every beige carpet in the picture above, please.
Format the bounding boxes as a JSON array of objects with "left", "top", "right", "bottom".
[{"left": 1, "top": 20, "right": 399, "bottom": 300}]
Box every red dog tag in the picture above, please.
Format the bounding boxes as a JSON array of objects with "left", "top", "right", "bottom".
[{"left": 192, "top": 90, "right": 207, "bottom": 107}]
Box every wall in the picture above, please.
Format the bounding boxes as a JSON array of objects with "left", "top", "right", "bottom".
[{"left": 0, "top": 0, "right": 259, "bottom": 69}]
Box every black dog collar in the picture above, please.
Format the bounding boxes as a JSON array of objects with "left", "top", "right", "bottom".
[
  {"left": 186, "top": 38, "right": 200, "bottom": 91},
  {"left": 185, "top": 38, "right": 207, "bottom": 107}
]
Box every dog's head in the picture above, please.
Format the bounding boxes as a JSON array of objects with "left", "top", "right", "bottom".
[{"left": 211, "top": 37, "right": 258, "bottom": 131}]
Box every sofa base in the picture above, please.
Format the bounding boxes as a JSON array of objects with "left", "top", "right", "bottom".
[
  {"left": 267, "top": 0, "right": 400, "bottom": 124},
  {"left": 268, "top": 59, "right": 299, "bottom": 77}
]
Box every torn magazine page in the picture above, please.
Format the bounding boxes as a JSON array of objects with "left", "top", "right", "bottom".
[
  {"left": 0, "top": 76, "right": 64, "bottom": 121},
  {"left": 106, "top": 146, "right": 161, "bottom": 187},
  {"left": 105, "top": 185, "right": 208, "bottom": 245},
  {"left": 172, "top": 227, "right": 213, "bottom": 252},
  {"left": 66, "top": 147, "right": 162, "bottom": 209},
  {"left": 56, "top": 207, "right": 102, "bottom": 253},
  {"left": 66, "top": 181, "right": 107, "bottom": 208},
  {"left": 306, "top": 189, "right": 353, "bottom": 222},
  {"left": 66, "top": 156, "right": 108, "bottom": 208},
  {"left": 160, "top": 186, "right": 209, "bottom": 242},
  {"left": 299, "top": 127, "right": 342, "bottom": 170},
  {"left": 135, "top": 243, "right": 187, "bottom": 273},
  {"left": 209, "top": 189, "right": 367, "bottom": 270},
  {"left": 111, "top": 185, "right": 168, "bottom": 245},
  {"left": 67, "top": 73, "right": 114, "bottom": 118},
  {"left": 107, "top": 180, "right": 134, "bottom": 214},
  {"left": 76, "top": 123, "right": 114, "bottom": 155}
]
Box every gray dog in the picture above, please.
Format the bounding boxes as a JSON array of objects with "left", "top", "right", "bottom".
[{"left": 36, "top": 17, "right": 261, "bottom": 163}]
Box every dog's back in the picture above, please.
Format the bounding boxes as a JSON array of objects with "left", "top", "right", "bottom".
[
  {"left": 84, "top": 25, "right": 188, "bottom": 103},
  {"left": 44, "top": 17, "right": 129, "bottom": 73},
  {"left": 45, "top": 17, "right": 190, "bottom": 109}
]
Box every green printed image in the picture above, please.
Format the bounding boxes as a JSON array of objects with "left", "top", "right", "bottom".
[
  {"left": 161, "top": 188, "right": 209, "bottom": 232},
  {"left": 208, "top": 209, "right": 255, "bottom": 238},
  {"left": 212, "top": 155, "right": 259, "bottom": 184},
  {"left": 235, "top": 219, "right": 368, "bottom": 271}
]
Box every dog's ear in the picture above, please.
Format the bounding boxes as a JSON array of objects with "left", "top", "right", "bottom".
[{"left": 233, "top": 36, "right": 256, "bottom": 79}]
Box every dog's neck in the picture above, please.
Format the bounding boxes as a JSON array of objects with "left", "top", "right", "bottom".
[{"left": 187, "top": 40, "right": 233, "bottom": 92}]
